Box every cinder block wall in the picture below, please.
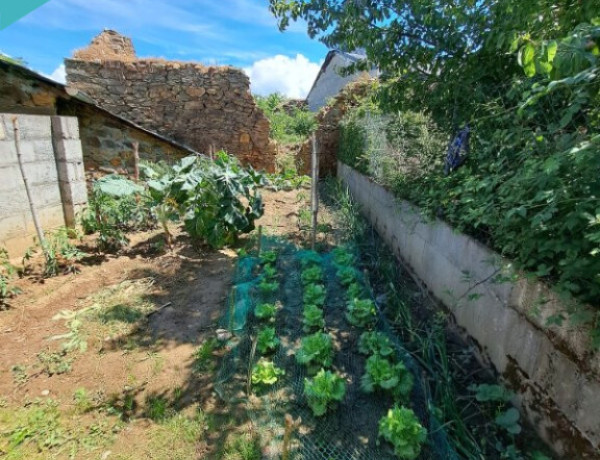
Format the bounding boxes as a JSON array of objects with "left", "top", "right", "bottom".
[
  {"left": 338, "top": 162, "right": 600, "bottom": 458},
  {"left": 0, "top": 114, "right": 87, "bottom": 257}
]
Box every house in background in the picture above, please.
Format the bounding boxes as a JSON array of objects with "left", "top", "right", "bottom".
[{"left": 306, "top": 49, "right": 379, "bottom": 112}]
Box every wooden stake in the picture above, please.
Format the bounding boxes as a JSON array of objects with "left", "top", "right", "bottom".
[
  {"left": 132, "top": 141, "right": 140, "bottom": 181},
  {"left": 282, "top": 414, "right": 294, "bottom": 460},
  {"left": 310, "top": 134, "right": 319, "bottom": 250},
  {"left": 257, "top": 225, "right": 262, "bottom": 257},
  {"left": 12, "top": 117, "right": 47, "bottom": 255}
]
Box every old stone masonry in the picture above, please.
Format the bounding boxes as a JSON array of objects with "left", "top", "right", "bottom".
[{"left": 65, "top": 30, "right": 276, "bottom": 171}]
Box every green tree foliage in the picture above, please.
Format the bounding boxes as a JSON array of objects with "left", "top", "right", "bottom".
[
  {"left": 255, "top": 93, "right": 316, "bottom": 144},
  {"left": 271, "top": 0, "right": 600, "bottom": 341}
]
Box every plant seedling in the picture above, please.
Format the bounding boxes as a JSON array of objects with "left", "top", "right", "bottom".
[
  {"left": 256, "top": 326, "right": 280, "bottom": 354},
  {"left": 262, "top": 263, "right": 277, "bottom": 279},
  {"left": 332, "top": 247, "right": 354, "bottom": 266},
  {"left": 258, "top": 279, "right": 279, "bottom": 295},
  {"left": 298, "top": 250, "right": 322, "bottom": 268},
  {"left": 378, "top": 405, "right": 427, "bottom": 460},
  {"left": 251, "top": 359, "right": 285, "bottom": 386},
  {"left": 304, "top": 369, "right": 346, "bottom": 416},
  {"left": 346, "top": 298, "right": 376, "bottom": 328},
  {"left": 260, "top": 250, "right": 277, "bottom": 265}
]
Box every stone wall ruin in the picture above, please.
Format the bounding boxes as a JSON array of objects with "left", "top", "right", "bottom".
[{"left": 65, "top": 30, "right": 276, "bottom": 171}]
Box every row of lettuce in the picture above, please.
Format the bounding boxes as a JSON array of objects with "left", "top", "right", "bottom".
[{"left": 248, "top": 246, "right": 427, "bottom": 459}]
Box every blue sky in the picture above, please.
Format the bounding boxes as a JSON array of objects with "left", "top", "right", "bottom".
[{"left": 0, "top": 0, "right": 329, "bottom": 97}]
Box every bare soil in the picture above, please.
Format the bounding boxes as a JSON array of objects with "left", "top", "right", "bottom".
[{"left": 0, "top": 189, "right": 307, "bottom": 459}]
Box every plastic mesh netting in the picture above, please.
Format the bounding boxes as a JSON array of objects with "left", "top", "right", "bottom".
[{"left": 214, "top": 236, "right": 458, "bottom": 459}]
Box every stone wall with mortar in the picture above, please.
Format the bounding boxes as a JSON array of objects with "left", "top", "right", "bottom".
[
  {"left": 338, "top": 162, "right": 600, "bottom": 458},
  {"left": 0, "top": 114, "right": 87, "bottom": 256},
  {"left": 65, "top": 55, "right": 276, "bottom": 171}
]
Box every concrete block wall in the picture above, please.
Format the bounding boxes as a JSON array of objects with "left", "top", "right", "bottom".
[
  {"left": 338, "top": 162, "right": 600, "bottom": 459},
  {"left": 0, "top": 114, "right": 87, "bottom": 257}
]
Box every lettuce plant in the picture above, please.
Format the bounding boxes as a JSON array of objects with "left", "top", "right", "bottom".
[
  {"left": 304, "top": 369, "right": 346, "bottom": 416},
  {"left": 378, "top": 406, "right": 427, "bottom": 460},
  {"left": 361, "top": 355, "right": 413, "bottom": 401},
  {"left": 332, "top": 247, "right": 354, "bottom": 266},
  {"left": 251, "top": 359, "right": 285, "bottom": 386},
  {"left": 303, "top": 304, "right": 325, "bottom": 332},
  {"left": 256, "top": 326, "right": 280, "bottom": 354},
  {"left": 337, "top": 266, "right": 358, "bottom": 287},
  {"left": 262, "top": 263, "right": 277, "bottom": 280},
  {"left": 296, "top": 332, "right": 333, "bottom": 373},
  {"left": 358, "top": 331, "right": 394, "bottom": 357},
  {"left": 346, "top": 298, "right": 376, "bottom": 328},
  {"left": 255, "top": 303, "right": 277, "bottom": 321},
  {"left": 303, "top": 284, "right": 326, "bottom": 306},
  {"left": 260, "top": 250, "right": 277, "bottom": 264},
  {"left": 301, "top": 265, "right": 323, "bottom": 286},
  {"left": 347, "top": 282, "right": 363, "bottom": 299},
  {"left": 258, "top": 279, "right": 279, "bottom": 295}
]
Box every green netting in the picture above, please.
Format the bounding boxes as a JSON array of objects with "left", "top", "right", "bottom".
[{"left": 214, "top": 236, "right": 458, "bottom": 460}]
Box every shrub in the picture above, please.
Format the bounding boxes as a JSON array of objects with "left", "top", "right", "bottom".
[
  {"left": 378, "top": 406, "right": 427, "bottom": 460},
  {"left": 304, "top": 369, "right": 346, "bottom": 416}
]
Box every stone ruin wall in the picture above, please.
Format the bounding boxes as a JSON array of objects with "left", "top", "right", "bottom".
[{"left": 65, "top": 31, "right": 276, "bottom": 171}]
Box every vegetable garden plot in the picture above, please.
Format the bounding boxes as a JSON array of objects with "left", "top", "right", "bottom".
[{"left": 214, "top": 237, "right": 458, "bottom": 460}]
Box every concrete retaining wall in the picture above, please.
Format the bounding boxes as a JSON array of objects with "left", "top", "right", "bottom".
[
  {"left": 338, "top": 162, "right": 600, "bottom": 458},
  {"left": 0, "top": 114, "right": 87, "bottom": 256}
]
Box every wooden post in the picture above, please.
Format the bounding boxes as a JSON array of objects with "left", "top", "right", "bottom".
[
  {"left": 12, "top": 117, "right": 47, "bottom": 255},
  {"left": 282, "top": 414, "right": 294, "bottom": 460},
  {"left": 132, "top": 141, "right": 140, "bottom": 181},
  {"left": 257, "top": 225, "right": 262, "bottom": 257},
  {"left": 310, "top": 134, "right": 319, "bottom": 250}
]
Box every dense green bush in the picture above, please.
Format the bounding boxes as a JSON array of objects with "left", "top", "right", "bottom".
[{"left": 255, "top": 93, "right": 316, "bottom": 144}]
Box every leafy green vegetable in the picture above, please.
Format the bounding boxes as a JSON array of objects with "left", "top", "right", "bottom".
[
  {"left": 262, "top": 263, "right": 277, "bottom": 280},
  {"left": 255, "top": 303, "right": 277, "bottom": 321},
  {"left": 258, "top": 279, "right": 279, "bottom": 295},
  {"left": 142, "top": 153, "right": 265, "bottom": 249},
  {"left": 470, "top": 383, "right": 514, "bottom": 403},
  {"left": 304, "top": 369, "right": 346, "bottom": 416},
  {"left": 301, "top": 265, "right": 323, "bottom": 286},
  {"left": 302, "top": 304, "right": 325, "bottom": 332},
  {"left": 346, "top": 298, "right": 376, "bottom": 328},
  {"left": 256, "top": 326, "right": 280, "bottom": 355},
  {"left": 332, "top": 247, "right": 354, "bottom": 266},
  {"left": 361, "top": 355, "right": 413, "bottom": 400},
  {"left": 337, "top": 266, "right": 358, "bottom": 286},
  {"left": 296, "top": 332, "right": 334, "bottom": 373},
  {"left": 347, "top": 282, "right": 363, "bottom": 299},
  {"left": 378, "top": 406, "right": 427, "bottom": 460},
  {"left": 251, "top": 359, "right": 285, "bottom": 386},
  {"left": 260, "top": 251, "right": 277, "bottom": 265},
  {"left": 358, "top": 331, "right": 394, "bottom": 357},
  {"left": 303, "top": 284, "right": 326, "bottom": 306}
]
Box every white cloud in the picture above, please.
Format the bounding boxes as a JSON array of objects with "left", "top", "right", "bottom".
[
  {"left": 42, "top": 64, "right": 66, "bottom": 84},
  {"left": 244, "top": 54, "right": 321, "bottom": 99}
]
